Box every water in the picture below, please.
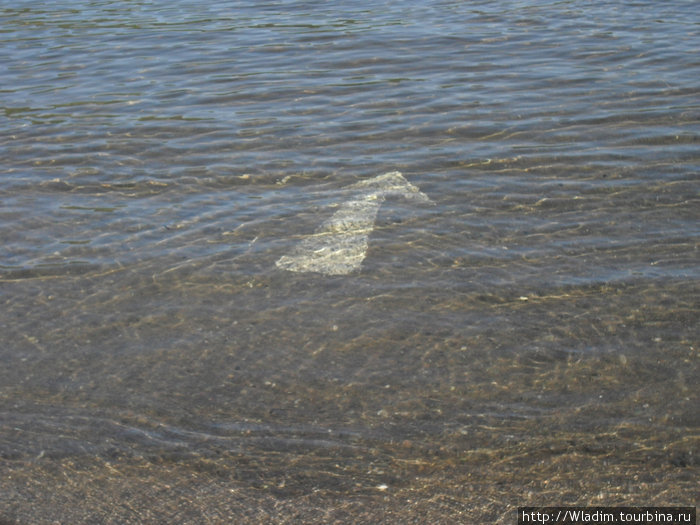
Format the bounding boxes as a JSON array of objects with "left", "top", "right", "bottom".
[{"left": 1, "top": 1, "right": 698, "bottom": 522}]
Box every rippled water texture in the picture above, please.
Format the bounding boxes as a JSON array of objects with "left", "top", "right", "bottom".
[{"left": 1, "top": 1, "right": 698, "bottom": 522}]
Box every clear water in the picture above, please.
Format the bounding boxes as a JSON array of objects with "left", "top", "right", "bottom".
[{"left": 1, "top": 1, "right": 698, "bottom": 522}]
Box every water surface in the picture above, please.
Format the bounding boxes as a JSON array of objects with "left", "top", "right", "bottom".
[{"left": 1, "top": 1, "right": 698, "bottom": 522}]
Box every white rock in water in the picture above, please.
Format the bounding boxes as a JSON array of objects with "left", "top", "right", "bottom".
[{"left": 276, "top": 171, "right": 432, "bottom": 275}]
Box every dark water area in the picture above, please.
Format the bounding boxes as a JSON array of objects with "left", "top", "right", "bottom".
[{"left": 1, "top": 1, "right": 698, "bottom": 523}]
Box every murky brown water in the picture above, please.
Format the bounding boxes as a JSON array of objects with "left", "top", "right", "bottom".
[{"left": 1, "top": 1, "right": 698, "bottom": 522}]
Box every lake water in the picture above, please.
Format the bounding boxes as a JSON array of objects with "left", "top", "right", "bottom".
[{"left": 1, "top": 1, "right": 698, "bottom": 523}]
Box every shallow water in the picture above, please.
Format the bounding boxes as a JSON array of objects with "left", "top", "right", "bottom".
[{"left": 1, "top": 1, "right": 698, "bottom": 522}]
